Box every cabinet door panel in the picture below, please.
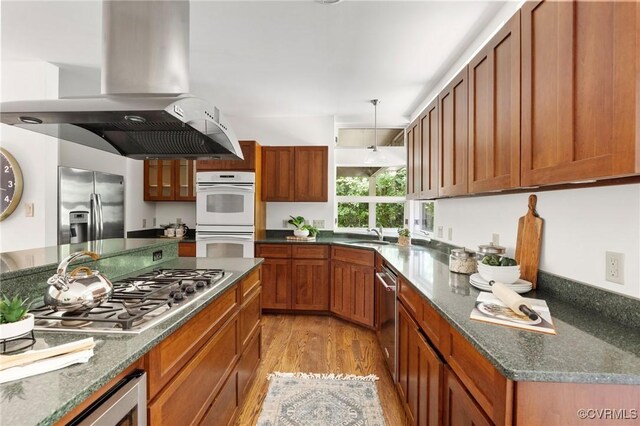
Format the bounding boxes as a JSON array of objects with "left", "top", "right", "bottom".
[
  {"left": 412, "top": 121, "right": 422, "bottom": 198},
  {"left": 330, "top": 261, "right": 351, "bottom": 318},
  {"left": 521, "top": 0, "right": 639, "bottom": 185},
  {"left": 419, "top": 100, "right": 438, "bottom": 199},
  {"left": 262, "top": 147, "right": 295, "bottom": 201},
  {"left": 439, "top": 68, "right": 469, "bottom": 196},
  {"left": 469, "top": 12, "right": 521, "bottom": 193},
  {"left": 291, "top": 259, "right": 329, "bottom": 311},
  {"left": 196, "top": 141, "right": 256, "bottom": 171},
  {"left": 294, "top": 146, "right": 328, "bottom": 202},
  {"left": 144, "top": 160, "right": 176, "bottom": 201},
  {"left": 406, "top": 124, "right": 415, "bottom": 198},
  {"left": 261, "top": 259, "right": 291, "bottom": 309},
  {"left": 417, "top": 330, "right": 443, "bottom": 426},
  {"left": 443, "top": 367, "right": 492, "bottom": 426},
  {"left": 350, "top": 265, "right": 374, "bottom": 328}
]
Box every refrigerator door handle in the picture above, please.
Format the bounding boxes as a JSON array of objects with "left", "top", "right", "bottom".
[
  {"left": 90, "top": 193, "right": 98, "bottom": 241},
  {"left": 96, "top": 194, "right": 104, "bottom": 240}
]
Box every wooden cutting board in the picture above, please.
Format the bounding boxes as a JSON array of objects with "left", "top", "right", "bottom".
[{"left": 515, "top": 194, "right": 543, "bottom": 289}]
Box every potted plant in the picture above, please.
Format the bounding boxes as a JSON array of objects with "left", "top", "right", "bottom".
[
  {"left": 288, "top": 215, "right": 309, "bottom": 237},
  {"left": 397, "top": 228, "right": 411, "bottom": 247},
  {"left": 0, "top": 295, "right": 33, "bottom": 340},
  {"left": 303, "top": 224, "right": 319, "bottom": 239}
]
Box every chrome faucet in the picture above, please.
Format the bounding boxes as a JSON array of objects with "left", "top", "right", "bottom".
[{"left": 367, "top": 227, "right": 384, "bottom": 241}]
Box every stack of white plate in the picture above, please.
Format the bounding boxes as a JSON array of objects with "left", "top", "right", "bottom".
[{"left": 469, "top": 273, "right": 533, "bottom": 294}]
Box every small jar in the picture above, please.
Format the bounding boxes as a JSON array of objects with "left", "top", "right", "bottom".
[
  {"left": 476, "top": 243, "right": 506, "bottom": 262},
  {"left": 449, "top": 248, "right": 477, "bottom": 274}
]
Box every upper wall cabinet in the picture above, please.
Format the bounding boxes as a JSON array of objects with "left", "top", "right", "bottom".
[
  {"left": 406, "top": 119, "right": 420, "bottom": 199},
  {"left": 262, "top": 146, "right": 328, "bottom": 202},
  {"left": 468, "top": 12, "right": 521, "bottom": 193},
  {"left": 419, "top": 99, "right": 439, "bottom": 199},
  {"left": 196, "top": 141, "right": 259, "bottom": 172},
  {"left": 521, "top": 0, "right": 639, "bottom": 186},
  {"left": 439, "top": 67, "right": 469, "bottom": 197},
  {"left": 144, "top": 160, "right": 196, "bottom": 202}
]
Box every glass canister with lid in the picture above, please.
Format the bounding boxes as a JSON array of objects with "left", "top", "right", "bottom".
[
  {"left": 476, "top": 243, "right": 506, "bottom": 262},
  {"left": 449, "top": 248, "right": 477, "bottom": 274}
]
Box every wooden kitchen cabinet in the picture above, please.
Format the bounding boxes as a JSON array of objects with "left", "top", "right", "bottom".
[
  {"left": 144, "top": 160, "right": 196, "bottom": 201},
  {"left": 330, "top": 259, "right": 374, "bottom": 328},
  {"left": 443, "top": 367, "right": 492, "bottom": 426},
  {"left": 521, "top": 0, "right": 640, "bottom": 186},
  {"left": 178, "top": 242, "right": 196, "bottom": 257},
  {"left": 397, "top": 303, "right": 443, "bottom": 426},
  {"left": 419, "top": 99, "right": 438, "bottom": 199},
  {"left": 291, "top": 259, "right": 329, "bottom": 311},
  {"left": 261, "top": 146, "right": 295, "bottom": 201},
  {"left": 330, "top": 260, "right": 352, "bottom": 319},
  {"left": 406, "top": 119, "right": 419, "bottom": 199},
  {"left": 262, "top": 146, "right": 328, "bottom": 202},
  {"left": 196, "top": 140, "right": 259, "bottom": 172},
  {"left": 468, "top": 11, "right": 521, "bottom": 193},
  {"left": 261, "top": 258, "right": 291, "bottom": 310},
  {"left": 438, "top": 67, "right": 469, "bottom": 197}
]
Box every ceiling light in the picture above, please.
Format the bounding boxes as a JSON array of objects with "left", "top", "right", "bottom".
[
  {"left": 124, "top": 115, "right": 146, "bottom": 123},
  {"left": 315, "top": 0, "right": 344, "bottom": 4},
  {"left": 364, "top": 99, "right": 387, "bottom": 165},
  {"left": 19, "top": 116, "right": 42, "bottom": 124}
]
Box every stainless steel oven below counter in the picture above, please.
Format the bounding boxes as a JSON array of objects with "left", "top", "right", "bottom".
[{"left": 196, "top": 226, "right": 255, "bottom": 258}]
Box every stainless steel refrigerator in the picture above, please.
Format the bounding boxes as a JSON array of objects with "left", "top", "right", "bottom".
[{"left": 58, "top": 166, "right": 125, "bottom": 244}]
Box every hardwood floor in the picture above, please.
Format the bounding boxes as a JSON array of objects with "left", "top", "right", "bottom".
[{"left": 235, "top": 314, "right": 407, "bottom": 425}]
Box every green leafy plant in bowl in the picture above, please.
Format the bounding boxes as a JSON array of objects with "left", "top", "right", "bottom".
[
  {"left": 397, "top": 228, "right": 411, "bottom": 246},
  {"left": 288, "top": 216, "right": 306, "bottom": 230},
  {"left": 0, "top": 295, "right": 34, "bottom": 340},
  {"left": 303, "top": 224, "right": 319, "bottom": 238}
]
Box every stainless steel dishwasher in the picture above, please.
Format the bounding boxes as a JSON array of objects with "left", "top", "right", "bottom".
[{"left": 376, "top": 264, "right": 398, "bottom": 382}]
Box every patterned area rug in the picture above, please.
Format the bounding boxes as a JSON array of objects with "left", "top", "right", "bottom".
[{"left": 257, "top": 372, "right": 386, "bottom": 426}]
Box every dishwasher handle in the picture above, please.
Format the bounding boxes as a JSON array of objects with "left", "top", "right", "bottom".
[{"left": 376, "top": 272, "right": 396, "bottom": 291}]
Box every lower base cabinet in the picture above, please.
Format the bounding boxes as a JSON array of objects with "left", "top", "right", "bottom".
[
  {"left": 397, "top": 303, "right": 443, "bottom": 426},
  {"left": 443, "top": 367, "right": 492, "bottom": 426},
  {"left": 330, "top": 260, "right": 374, "bottom": 328}
]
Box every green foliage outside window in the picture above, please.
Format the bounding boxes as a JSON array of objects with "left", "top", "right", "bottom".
[{"left": 337, "top": 202, "right": 369, "bottom": 227}]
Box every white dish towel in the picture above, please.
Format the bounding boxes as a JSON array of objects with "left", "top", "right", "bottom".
[{"left": 0, "top": 338, "right": 95, "bottom": 384}]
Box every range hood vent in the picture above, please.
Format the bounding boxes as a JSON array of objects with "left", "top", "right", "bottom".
[{"left": 0, "top": 0, "right": 242, "bottom": 161}]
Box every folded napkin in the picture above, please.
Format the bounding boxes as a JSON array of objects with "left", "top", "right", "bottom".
[{"left": 0, "top": 338, "right": 95, "bottom": 384}]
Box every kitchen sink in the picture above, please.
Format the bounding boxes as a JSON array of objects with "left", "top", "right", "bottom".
[{"left": 345, "top": 240, "right": 391, "bottom": 247}]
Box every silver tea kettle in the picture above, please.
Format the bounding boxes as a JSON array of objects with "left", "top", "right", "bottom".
[{"left": 45, "top": 251, "right": 113, "bottom": 311}]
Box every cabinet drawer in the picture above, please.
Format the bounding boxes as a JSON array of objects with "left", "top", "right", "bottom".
[
  {"left": 240, "top": 267, "right": 261, "bottom": 301},
  {"left": 398, "top": 277, "right": 421, "bottom": 319},
  {"left": 146, "top": 285, "right": 239, "bottom": 399},
  {"left": 178, "top": 242, "right": 196, "bottom": 257},
  {"left": 149, "top": 314, "right": 240, "bottom": 426},
  {"left": 240, "top": 287, "right": 261, "bottom": 350},
  {"left": 291, "top": 244, "right": 329, "bottom": 259},
  {"left": 256, "top": 244, "right": 292, "bottom": 258},
  {"left": 199, "top": 366, "right": 239, "bottom": 426},
  {"left": 443, "top": 325, "right": 511, "bottom": 425},
  {"left": 238, "top": 327, "right": 262, "bottom": 407},
  {"left": 419, "top": 298, "right": 447, "bottom": 354},
  {"left": 331, "top": 246, "right": 374, "bottom": 267}
]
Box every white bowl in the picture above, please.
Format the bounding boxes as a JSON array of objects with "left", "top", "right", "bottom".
[{"left": 477, "top": 263, "right": 520, "bottom": 284}]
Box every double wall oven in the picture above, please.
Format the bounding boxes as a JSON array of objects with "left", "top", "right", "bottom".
[{"left": 196, "top": 171, "right": 255, "bottom": 258}]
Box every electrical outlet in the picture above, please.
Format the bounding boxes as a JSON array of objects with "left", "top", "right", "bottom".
[
  {"left": 153, "top": 250, "right": 163, "bottom": 262},
  {"left": 142, "top": 218, "right": 147, "bottom": 228},
  {"left": 313, "top": 219, "right": 325, "bottom": 228},
  {"left": 437, "top": 226, "right": 443, "bottom": 238},
  {"left": 492, "top": 233, "right": 500, "bottom": 245},
  {"left": 605, "top": 251, "right": 624, "bottom": 284},
  {"left": 153, "top": 217, "right": 157, "bottom": 227},
  {"left": 25, "top": 203, "right": 34, "bottom": 217},
  {"left": 447, "top": 227, "right": 453, "bottom": 241},
  {"left": 176, "top": 217, "right": 182, "bottom": 224},
  {"left": 283, "top": 219, "right": 290, "bottom": 228}
]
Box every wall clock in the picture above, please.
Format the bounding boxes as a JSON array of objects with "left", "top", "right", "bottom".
[{"left": 0, "top": 148, "right": 23, "bottom": 221}]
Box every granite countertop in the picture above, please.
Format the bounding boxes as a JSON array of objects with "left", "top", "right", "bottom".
[
  {"left": 0, "top": 257, "right": 263, "bottom": 426},
  {"left": 0, "top": 238, "right": 176, "bottom": 278},
  {"left": 259, "top": 236, "right": 640, "bottom": 385}
]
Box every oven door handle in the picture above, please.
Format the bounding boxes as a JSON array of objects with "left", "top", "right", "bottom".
[
  {"left": 197, "top": 234, "right": 254, "bottom": 241},
  {"left": 376, "top": 272, "right": 396, "bottom": 291},
  {"left": 196, "top": 184, "right": 254, "bottom": 193}
]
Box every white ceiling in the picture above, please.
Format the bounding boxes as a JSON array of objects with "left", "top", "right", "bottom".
[{"left": 1, "top": 0, "right": 506, "bottom": 124}]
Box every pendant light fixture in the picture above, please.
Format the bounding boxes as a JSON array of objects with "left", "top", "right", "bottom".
[{"left": 364, "top": 99, "right": 386, "bottom": 164}]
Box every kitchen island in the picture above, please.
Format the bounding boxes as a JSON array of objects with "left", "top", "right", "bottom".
[{"left": 0, "top": 256, "right": 263, "bottom": 426}]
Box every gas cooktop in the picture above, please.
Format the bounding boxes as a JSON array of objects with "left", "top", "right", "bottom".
[{"left": 31, "top": 268, "right": 233, "bottom": 334}]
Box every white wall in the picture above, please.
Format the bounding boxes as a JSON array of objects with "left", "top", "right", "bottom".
[
  {"left": 0, "top": 61, "right": 60, "bottom": 251},
  {"left": 431, "top": 185, "right": 640, "bottom": 299},
  {"left": 229, "top": 115, "right": 336, "bottom": 229},
  {"left": 156, "top": 202, "right": 196, "bottom": 229}
]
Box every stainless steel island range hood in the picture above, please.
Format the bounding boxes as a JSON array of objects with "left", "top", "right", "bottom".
[{"left": 0, "top": 0, "right": 243, "bottom": 160}]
